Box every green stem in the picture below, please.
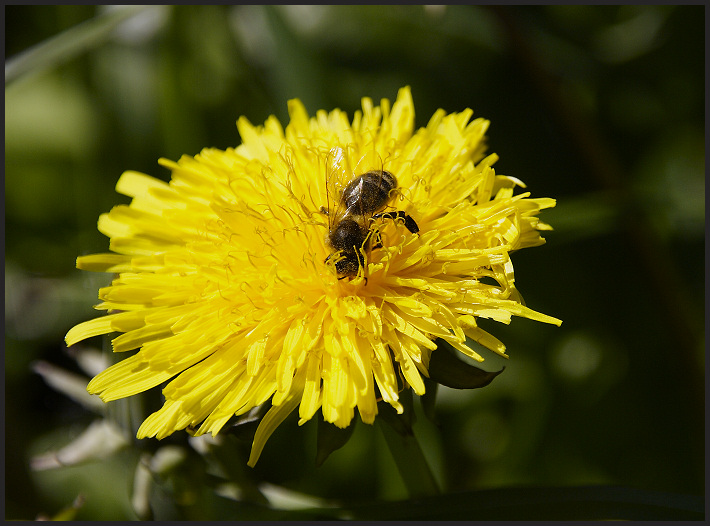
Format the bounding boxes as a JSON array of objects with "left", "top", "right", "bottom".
[{"left": 376, "top": 406, "right": 440, "bottom": 498}]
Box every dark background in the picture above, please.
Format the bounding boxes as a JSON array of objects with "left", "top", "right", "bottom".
[{"left": 5, "top": 5, "right": 704, "bottom": 520}]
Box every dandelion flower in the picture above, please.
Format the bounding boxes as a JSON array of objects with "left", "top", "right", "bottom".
[{"left": 66, "top": 87, "right": 561, "bottom": 466}]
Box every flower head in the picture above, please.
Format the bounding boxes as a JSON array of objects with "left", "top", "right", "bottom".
[{"left": 66, "top": 87, "right": 560, "bottom": 466}]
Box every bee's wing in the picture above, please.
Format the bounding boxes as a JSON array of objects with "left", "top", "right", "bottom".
[
  {"left": 352, "top": 149, "right": 385, "bottom": 177},
  {"left": 324, "top": 147, "right": 352, "bottom": 225}
]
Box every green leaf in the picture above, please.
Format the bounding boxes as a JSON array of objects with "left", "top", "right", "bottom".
[
  {"left": 315, "top": 414, "right": 356, "bottom": 467},
  {"left": 377, "top": 387, "right": 414, "bottom": 437},
  {"left": 429, "top": 339, "right": 505, "bottom": 389}
]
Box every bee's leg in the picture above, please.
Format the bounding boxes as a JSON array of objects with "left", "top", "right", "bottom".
[
  {"left": 364, "top": 225, "right": 383, "bottom": 250},
  {"left": 370, "top": 228, "right": 384, "bottom": 250},
  {"left": 372, "top": 210, "right": 419, "bottom": 234}
]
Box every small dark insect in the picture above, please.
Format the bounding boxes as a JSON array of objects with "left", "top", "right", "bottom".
[{"left": 323, "top": 149, "right": 419, "bottom": 281}]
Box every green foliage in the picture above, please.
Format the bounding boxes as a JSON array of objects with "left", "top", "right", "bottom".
[
  {"left": 315, "top": 414, "right": 357, "bottom": 467},
  {"left": 429, "top": 339, "right": 505, "bottom": 389}
]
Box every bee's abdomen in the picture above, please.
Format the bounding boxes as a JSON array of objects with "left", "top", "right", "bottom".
[
  {"left": 342, "top": 170, "right": 396, "bottom": 214},
  {"left": 334, "top": 252, "right": 362, "bottom": 277},
  {"left": 328, "top": 218, "right": 368, "bottom": 277},
  {"left": 329, "top": 218, "right": 366, "bottom": 251}
]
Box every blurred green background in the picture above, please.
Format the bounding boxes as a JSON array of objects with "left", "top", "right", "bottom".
[{"left": 5, "top": 5, "right": 704, "bottom": 520}]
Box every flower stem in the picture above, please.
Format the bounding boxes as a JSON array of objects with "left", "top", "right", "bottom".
[{"left": 376, "top": 396, "right": 440, "bottom": 498}]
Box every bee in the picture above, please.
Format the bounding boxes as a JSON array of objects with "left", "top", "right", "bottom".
[{"left": 322, "top": 148, "right": 419, "bottom": 281}]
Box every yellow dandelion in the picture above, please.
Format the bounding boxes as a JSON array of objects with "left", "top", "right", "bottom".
[{"left": 66, "top": 86, "right": 561, "bottom": 466}]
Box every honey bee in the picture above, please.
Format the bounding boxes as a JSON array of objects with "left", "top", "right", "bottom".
[{"left": 322, "top": 148, "right": 419, "bottom": 281}]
